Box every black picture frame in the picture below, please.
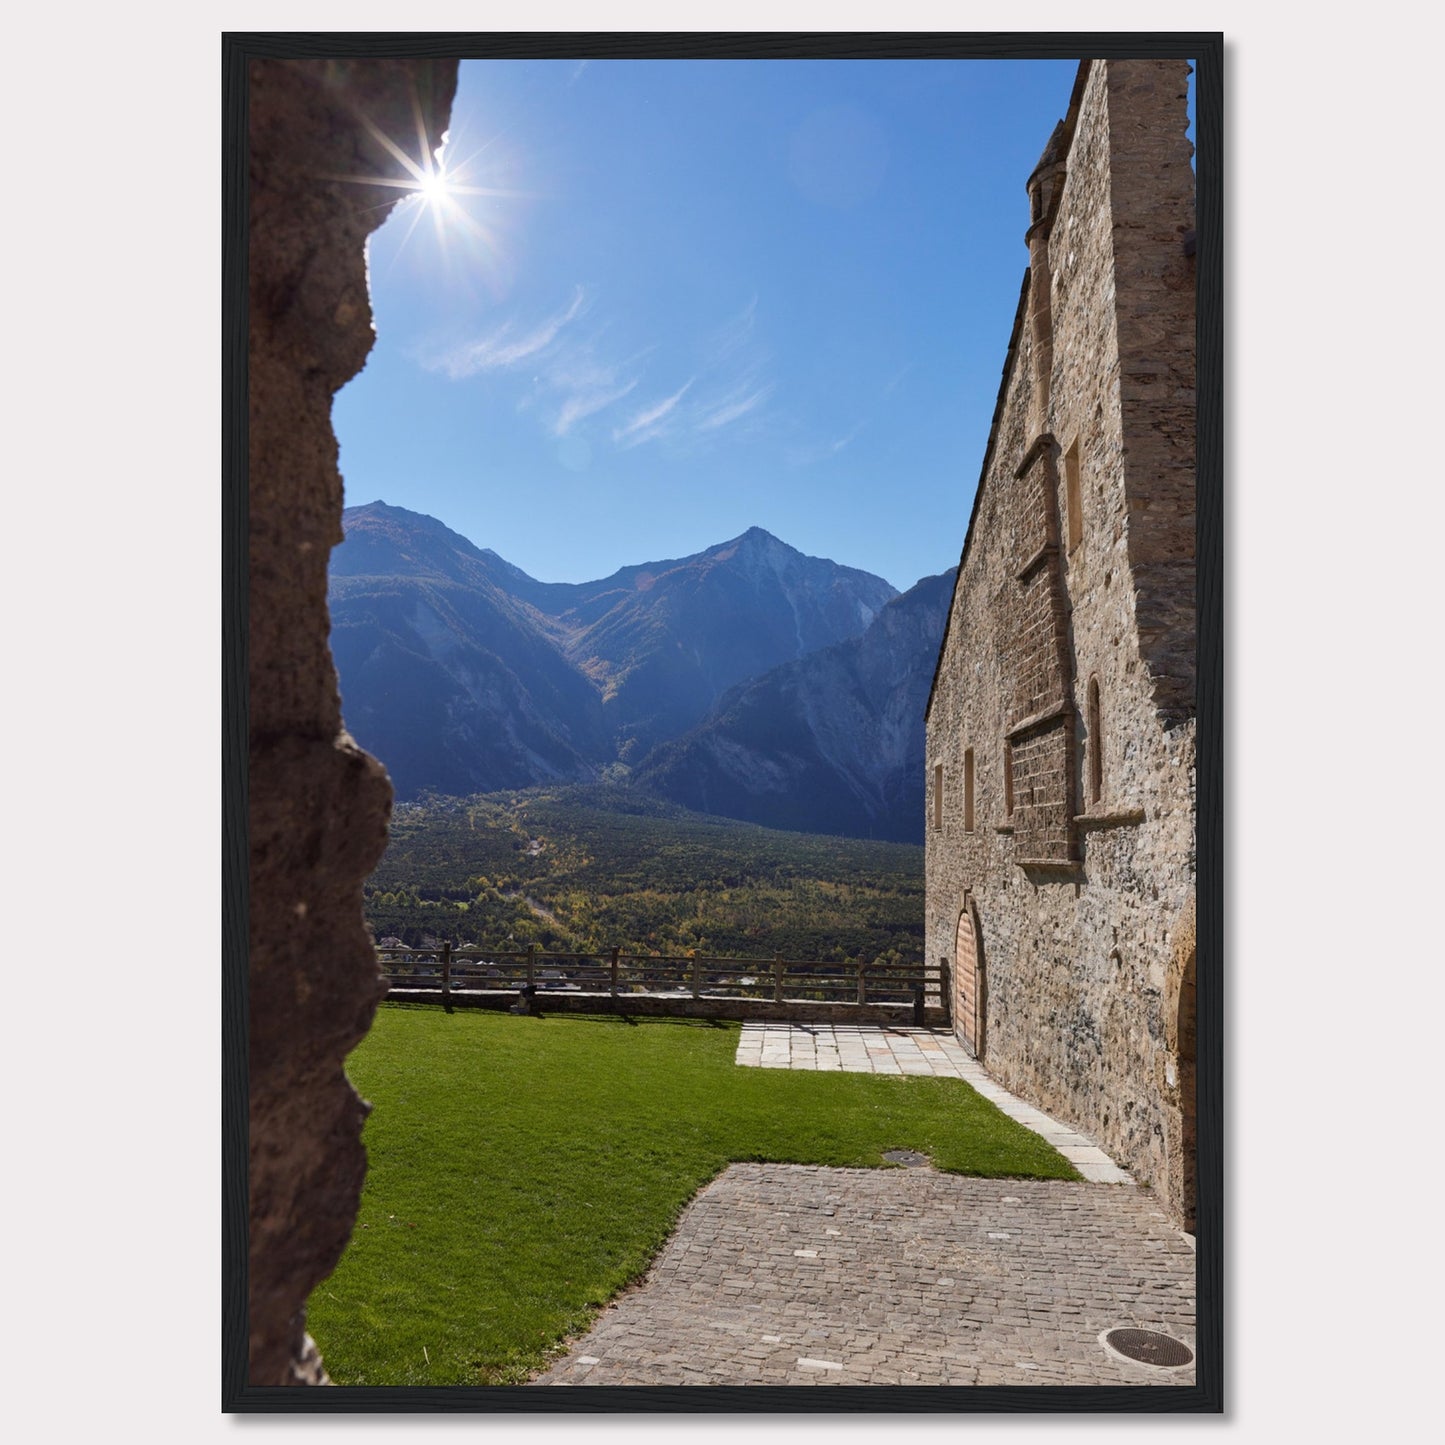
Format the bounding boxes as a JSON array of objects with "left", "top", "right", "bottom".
[{"left": 223, "top": 29, "right": 1223, "bottom": 1414}]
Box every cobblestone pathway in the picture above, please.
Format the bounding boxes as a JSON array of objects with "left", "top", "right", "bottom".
[
  {"left": 537, "top": 1026, "right": 1191, "bottom": 1387},
  {"left": 538, "top": 1164, "right": 1195, "bottom": 1387}
]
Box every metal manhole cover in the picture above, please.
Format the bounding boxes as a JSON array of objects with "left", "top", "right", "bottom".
[
  {"left": 1102, "top": 1328, "right": 1194, "bottom": 1368},
  {"left": 882, "top": 1150, "right": 931, "bottom": 1168}
]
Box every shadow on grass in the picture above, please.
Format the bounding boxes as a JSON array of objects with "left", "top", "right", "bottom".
[
  {"left": 378, "top": 1002, "right": 729, "bottom": 1029},
  {"left": 528, "top": 1012, "right": 732, "bottom": 1030}
]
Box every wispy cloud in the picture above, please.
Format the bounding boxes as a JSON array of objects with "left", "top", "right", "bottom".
[
  {"left": 707, "top": 295, "right": 759, "bottom": 363},
  {"left": 555, "top": 378, "right": 638, "bottom": 436},
  {"left": 614, "top": 379, "right": 695, "bottom": 446},
  {"left": 697, "top": 383, "right": 772, "bottom": 432},
  {"left": 880, "top": 363, "right": 913, "bottom": 397},
  {"left": 685, "top": 297, "right": 773, "bottom": 439},
  {"left": 424, "top": 287, "right": 586, "bottom": 378},
  {"left": 543, "top": 342, "right": 654, "bottom": 436},
  {"left": 415, "top": 290, "right": 775, "bottom": 452},
  {"left": 788, "top": 421, "right": 865, "bottom": 468}
]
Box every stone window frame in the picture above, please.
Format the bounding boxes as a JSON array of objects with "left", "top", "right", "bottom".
[
  {"left": 1003, "top": 738, "right": 1015, "bottom": 817},
  {"left": 1086, "top": 675, "right": 1103, "bottom": 804},
  {"left": 1063, "top": 435, "right": 1084, "bottom": 554}
]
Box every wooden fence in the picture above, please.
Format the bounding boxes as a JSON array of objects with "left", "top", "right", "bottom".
[{"left": 378, "top": 942, "right": 951, "bottom": 1024}]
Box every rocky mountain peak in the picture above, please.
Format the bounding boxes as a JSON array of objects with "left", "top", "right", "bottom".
[{"left": 328, "top": 503, "right": 942, "bottom": 835}]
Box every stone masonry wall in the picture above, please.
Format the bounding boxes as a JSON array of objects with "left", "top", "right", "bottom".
[
  {"left": 925, "top": 60, "right": 1196, "bottom": 1227},
  {"left": 1106, "top": 65, "right": 1197, "bottom": 726},
  {"left": 248, "top": 57, "right": 458, "bottom": 1386}
]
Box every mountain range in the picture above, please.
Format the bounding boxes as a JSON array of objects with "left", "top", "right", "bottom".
[
  {"left": 633, "top": 568, "right": 956, "bottom": 841},
  {"left": 329, "top": 501, "right": 953, "bottom": 841}
]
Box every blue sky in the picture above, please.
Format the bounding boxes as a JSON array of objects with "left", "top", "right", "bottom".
[{"left": 334, "top": 57, "right": 1086, "bottom": 592}]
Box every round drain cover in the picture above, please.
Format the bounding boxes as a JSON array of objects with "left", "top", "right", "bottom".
[
  {"left": 882, "top": 1150, "right": 930, "bottom": 1168},
  {"left": 1103, "top": 1329, "right": 1194, "bottom": 1368}
]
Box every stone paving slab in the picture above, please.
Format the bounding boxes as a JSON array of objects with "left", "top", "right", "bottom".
[
  {"left": 734, "top": 1024, "right": 1134, "bottom": 1185},
  {"left": 537, "top": 1164, "right": 1196, "bottom": 1387}
]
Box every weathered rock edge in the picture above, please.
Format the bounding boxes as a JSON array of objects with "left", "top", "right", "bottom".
[{"left": 247, "top": 56, "right": 459, "bottom": 1387}]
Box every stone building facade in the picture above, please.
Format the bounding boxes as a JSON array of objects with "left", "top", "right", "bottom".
[{"left": 924, "top": 59, "right": 1197, "bottom": 1227}]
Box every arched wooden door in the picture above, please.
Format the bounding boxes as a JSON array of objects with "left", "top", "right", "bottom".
[
  {"left": 1178, "top": 942, "right": 1197, "bottom": 1232},
  {"left": 954, "top": 905, "right": 983, "bottom": 1056}
]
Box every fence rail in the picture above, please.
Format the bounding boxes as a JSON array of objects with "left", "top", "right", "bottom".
[{"left": 377, "top": 942, "right": 950, "bottom": 1019}]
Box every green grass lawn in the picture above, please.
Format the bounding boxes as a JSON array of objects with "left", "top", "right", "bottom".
[{"left": 306, "top": 1005, "right": 1079, "bottom": 1385}]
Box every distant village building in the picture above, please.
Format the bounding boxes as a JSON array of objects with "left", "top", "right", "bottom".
[{"left": 925, "top": 59, "right": 1197, "bottom": 1228}]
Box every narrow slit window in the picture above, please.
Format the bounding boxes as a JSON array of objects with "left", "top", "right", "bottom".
[
  {"left": 1087, "top": 677, "right": 1103, "bottom": 804},
  {"left": 1003, "top": 740, "right": 1014, "bottom": 817},
  {"left": 1064, "top": 439, "right": 1084, "bottom": 553},
  {"left": 964, "top": 748, "right": 975, "bottom": 832},
  {"left": 933, "top": 763, "right": 943, "bottom": 831}
]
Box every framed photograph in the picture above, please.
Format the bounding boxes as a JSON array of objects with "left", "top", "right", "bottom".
[{"left": 224, "top": 30, "right": 1221, "bottom": 1413}]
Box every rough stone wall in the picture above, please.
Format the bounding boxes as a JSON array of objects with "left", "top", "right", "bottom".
[
  {"left": 1105, "top": 65, "right": 1197, "bottom": 726},
  {"left": 925, "top": 60, "right": 1197, "bottom": 1227},
  {"left": 248, "top": 57, "right": 458, "bottom": 1386}
]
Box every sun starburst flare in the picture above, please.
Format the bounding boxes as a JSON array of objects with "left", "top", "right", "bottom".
[{"left": 324, "top": 93, "right": 533, "bottom": 294}]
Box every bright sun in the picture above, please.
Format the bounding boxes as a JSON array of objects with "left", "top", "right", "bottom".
[
  {"left": 338, "top": 116, "right": 524, "bottom": 279},
  {"left": 416, "top": 167, "right": 451, "bottom": 204}
]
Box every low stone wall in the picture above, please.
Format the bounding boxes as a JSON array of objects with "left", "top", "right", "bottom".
[{"left": 385, "top": 989, "right": 950, "bottom": 1029}]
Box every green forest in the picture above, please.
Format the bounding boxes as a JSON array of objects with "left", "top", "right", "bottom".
[{"left": 364, "top": 784, "right": 925, "bottom": 966}]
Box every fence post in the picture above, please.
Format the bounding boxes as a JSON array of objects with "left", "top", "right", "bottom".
[
  {"left": 527, "top": 943, "right": 537, "bottom": 990},
  {"left": 442, "top": 939, "right": 453, "bottom": 1013},
  {"left": 691, "top": 954, "right": 701, "bottom": 999},
  {"left": 856, "top": 959, "right": 866, "bottom": 1007},
  {"left": 610, "top": 945, "right": 620, "bottom": 998},
  {"left": 774, "top": 953, "right": 784, "bottom": 1005}
]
